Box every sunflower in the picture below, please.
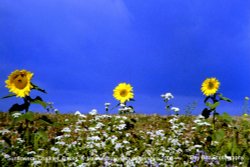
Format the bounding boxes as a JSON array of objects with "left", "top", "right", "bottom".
[
  {"left": 113, "top": 83, "right": 134, "bottom": 103},
  {"left": 5, "top": 70, "right": 34, "bottom": 98},
  {"left": 201, "top": 77, "right": 220, "bottom": 96}
]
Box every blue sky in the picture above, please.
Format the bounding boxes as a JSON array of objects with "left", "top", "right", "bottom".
[{"left": 1, "top": 0, "right": 250, "bottom": 115}]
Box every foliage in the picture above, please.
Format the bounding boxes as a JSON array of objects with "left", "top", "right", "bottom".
[{"left": 0, "top": 112, "right": 249, "bottom": 166}]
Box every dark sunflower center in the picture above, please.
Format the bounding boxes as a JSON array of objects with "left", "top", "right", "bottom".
[
  {"left": 208, "top": 82, "right": 214, "bottom": 89},
  {"left": 14, "top": 75, "right": 28, "bottom": 89},
  {"left": 120, "top": 89, "right": 128, "bottom": 97}
]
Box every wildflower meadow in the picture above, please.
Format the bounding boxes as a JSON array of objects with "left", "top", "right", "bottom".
[{"left": 0, "top": 70, "right": 250, "bottom": 166}]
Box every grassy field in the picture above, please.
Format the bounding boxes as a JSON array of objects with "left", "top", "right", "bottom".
[{"left": 0, "top": 111, "right": 250, "bottom": 166}]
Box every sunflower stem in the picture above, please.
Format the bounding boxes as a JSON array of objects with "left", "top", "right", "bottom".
[
  {"left": 211, "top": 94, "right": 217, "bottom": 130},
  {"left": 23, "top": 97, "right": 30, "bottom": 113},
  {"left": 213, "top": 110, "right": 216, "bottom": 130}
]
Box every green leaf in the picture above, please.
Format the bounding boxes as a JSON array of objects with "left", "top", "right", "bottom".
[
  {"left": 31, "top": 83, "right": 47, "bottom": 94},
  {"left": 34, "top": 130, "right": 48, "bottom": 150},
  {"left": 38, "top": 115, "right": 53, "bottom": 124},
  {"left": 205, "top": 102, "right": 212, "bottom": 108},
  {"left": 201, "top": 108, "right": 211, "bottom": 119},
  {"left": 206, "top": 101, "right": 220, "bottom": 110},
  {"left": 218, "top": 112, "right": 233, "bottom": 123},
  {"left": 24, "top": 111, "right": 35, "bottom": 121},
  {"left": 214, "top": 129, "right": 225, "bottom": 142},
  {"left": 9, "top": 103, "right": 26, "bottom": 112},
  {"left": 35, "top": 130, "right": 48, "bottom": 142},
  {"left": 30, "top": 96, "right": 47, "bottom": 109},
  {"left": 219, "top": 94, "right": 232, "bottom": 102},
  {"left": 1, "top": 93, "right": 16, "bottom": 99},
  {"left": 17, "top": 111, "right": 35, "bottom": 121},
  {"left": 52, "top": 122, "right": 64, "bottom": 128}
]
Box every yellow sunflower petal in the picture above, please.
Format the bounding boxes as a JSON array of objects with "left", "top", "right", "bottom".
[
  {"left": 113, "top": 83, "right": 134, "bottom": 103},
  {"left": 201, "top": 77, "right": 220, "bottom": 96},
  {"left": 5, "top": 70, "right": 34, "bottom": 98}
]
